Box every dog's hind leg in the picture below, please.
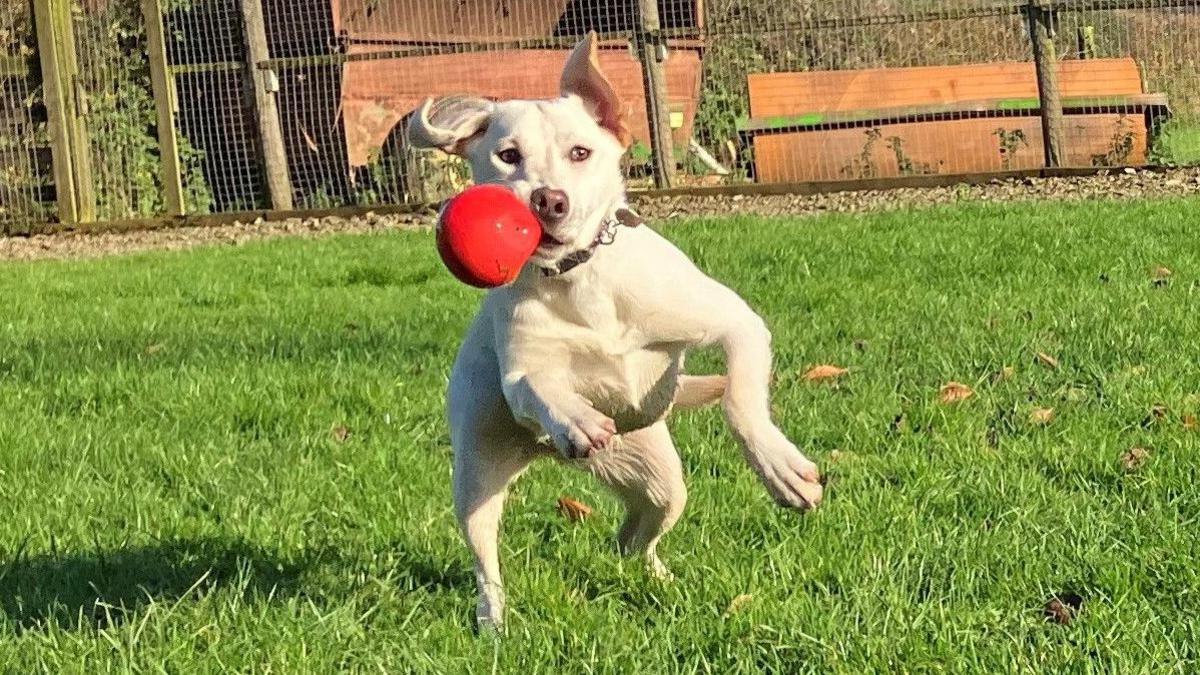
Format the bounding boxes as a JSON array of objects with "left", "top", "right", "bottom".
[
  {"left": 448, "top": 317, "right": 540, "bottom": 632},
  {"left": 452, "top": 436, "right": 534, "bottom": 631},
  {"left": 581, "top": 421, "right": 686, "bottom": 579}
]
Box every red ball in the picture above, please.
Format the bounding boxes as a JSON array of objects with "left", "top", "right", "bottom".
[{"left": 436, "top": 184, "right": 542, "bottom": 288}]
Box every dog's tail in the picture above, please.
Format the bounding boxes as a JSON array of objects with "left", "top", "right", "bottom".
[{"left": 673, "top": 375, "right": 728, "bottom": 410}]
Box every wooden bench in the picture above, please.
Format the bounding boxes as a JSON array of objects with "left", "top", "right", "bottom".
[{"left": 738, "top": 58, "right": 1170, "bottom": 183}]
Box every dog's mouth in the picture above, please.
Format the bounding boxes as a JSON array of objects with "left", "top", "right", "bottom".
[{"left": 538, "top": 231, "right": 566, "bottom": 249}]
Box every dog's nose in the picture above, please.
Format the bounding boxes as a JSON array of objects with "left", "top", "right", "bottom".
[{"left": 530, "top": 187, "right": 570, "bottom": 225}]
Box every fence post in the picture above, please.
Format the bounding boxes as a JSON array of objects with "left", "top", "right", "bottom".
[
  {"left": 32, "top": 0, "right": 75, "bottom": 223},
  {"left": 1027, "top": 0, "right": 1065, "bottom": 168},
  {"left": 141, "top": 0, "right": 186, "bottom": 216},
  {"left": 240, "top": 0, "right": 294, "bottom": 210},
  {"left": 635, "top": 0, "right": 675, "bottom": 189},
  {"left": 56, "top": 1, "right": 95, "bottom": 221},
  {"left": 30, "top": 0, "right": 93, "bottom": 223}
]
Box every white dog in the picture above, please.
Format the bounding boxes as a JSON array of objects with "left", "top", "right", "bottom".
[{"left": 407, "top": 33, "right": 823, "bottom": 631}]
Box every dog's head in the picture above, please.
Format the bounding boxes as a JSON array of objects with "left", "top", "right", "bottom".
[{"left": 407, "top": 33, "right": 631, "bottom": 267}]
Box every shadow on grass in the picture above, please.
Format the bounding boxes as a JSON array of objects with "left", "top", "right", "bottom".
[
  {"left": 0, "top": 537, "right": 313, "bottom": 633},
  {"left": 0, "top": 537, "right": 472, "bottom": 634}
]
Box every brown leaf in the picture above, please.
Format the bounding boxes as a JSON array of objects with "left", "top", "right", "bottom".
[
  {"left": 556, "top": 496, "right": 593, "bottom": 522},
  {"left": 993, "top": 366, "right": 1016, "bottom": 383},
  {"left": 722, "top": 593, "right": 753, "bottom": 618},
  {"left": 1120, "top": 447, "right": 1150, "bottom": 472},
  {"left": 1029, "top": 407, "right": 1056, "bottom": 425},
  {"left": 803, "top": 365, "right": 848, "bottom": 382},
  {"left": 1035, "top": 352, "right": 1060, "bottom": 370},
  {"left": 939, "top": 382, "right": 975, "bottom": 404},
  {"left": 332, "top": 425, "right": 350, "bottom": 442},
  {"left": 1184, "top": 414, "right": 1198, "bottom": 431},
  {"left": 1043, "top": 593, "right": 1083, "bottom": 625}
]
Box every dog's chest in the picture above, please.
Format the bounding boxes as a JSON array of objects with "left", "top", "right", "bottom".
[{"left": 532, "top": 286, "right": 681, "bottom": 431}]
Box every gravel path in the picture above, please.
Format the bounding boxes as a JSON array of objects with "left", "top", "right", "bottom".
[{"left": 2, "top": 168, "right": 1198, "bottom": 263}]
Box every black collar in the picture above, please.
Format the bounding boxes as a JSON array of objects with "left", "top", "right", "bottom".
[{"left": 539, "top": 208, "right": 641, "bottom": 277}]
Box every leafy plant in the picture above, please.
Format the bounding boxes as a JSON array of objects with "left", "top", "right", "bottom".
[
  {"left": 1090, "top": 115, "right": 1136, "bottom": 167},
  {"left": 994, "top": 127, "right": 1030, "bottom": 170},
  {"left": 841, "top": 128, "right": 882, "bottom": 179},
  {"left": 71, "top": 0, "right": 212, "bottom": 218}
]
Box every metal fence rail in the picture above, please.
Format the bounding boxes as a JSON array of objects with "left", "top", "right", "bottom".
[{"left": 1, "top": 0, "right": 1198, "bottom": 232}]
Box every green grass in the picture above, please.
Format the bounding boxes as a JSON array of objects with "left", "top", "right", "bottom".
[
  {"left": 1153, "top": 120, "right": 1200, "bottom": 165},
  {"left": 2, "top": 197, "right": 1200, "bottom": 672}
]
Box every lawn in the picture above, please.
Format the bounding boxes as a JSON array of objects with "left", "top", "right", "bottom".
[{"left": 1, "top": 197, "right": 1199, "bottom": 672}]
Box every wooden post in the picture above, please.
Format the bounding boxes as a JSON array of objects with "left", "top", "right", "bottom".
[
  {"left": 142, "top": 0, "right": 186, "bottom": 216},
  {"left": 32, "top": 0, "right": 76, "bottom": 223},
  {"left": 240, "top": 0, "right": 294, "bottom": 210},
  {"left": 1028, "top": 1, "right": 1065, "bottom": 168},
  {"left": 635, "top": 0, "right": 675, "bottom": 189}
]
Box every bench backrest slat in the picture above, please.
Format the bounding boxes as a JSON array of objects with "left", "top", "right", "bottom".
[{"left": 747, "top": 58, "right": 1144, "bottom": 118}]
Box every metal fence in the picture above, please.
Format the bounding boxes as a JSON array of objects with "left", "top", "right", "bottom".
[{"left": 1, "top": 0, "right": 1198, "bottom": 232}]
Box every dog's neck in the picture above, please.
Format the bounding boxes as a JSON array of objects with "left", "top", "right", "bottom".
[{"left": 537, "top": 205, "right": 642, "bottom": 278}]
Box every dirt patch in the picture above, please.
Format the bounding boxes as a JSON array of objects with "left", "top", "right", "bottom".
[{"left": 3, "top": 168, "right": 1199, "bottom": 263}]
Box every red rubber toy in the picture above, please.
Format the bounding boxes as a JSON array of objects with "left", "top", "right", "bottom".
[{"left": 436, "top": 184, "right": 542, "bottom": 288}]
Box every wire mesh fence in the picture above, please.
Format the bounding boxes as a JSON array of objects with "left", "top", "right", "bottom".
[{"left": 0, "top": 0, "right": 1198, "bottom": 232}]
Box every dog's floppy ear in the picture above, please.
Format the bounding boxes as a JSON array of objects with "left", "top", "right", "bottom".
[
  {"left": 406, "top": 95, "right": 494, "bottom": 155},
  {"left": 561, "top": 32, "right": 632, "bottom": 148}
]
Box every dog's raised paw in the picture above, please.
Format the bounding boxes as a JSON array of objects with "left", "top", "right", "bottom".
[
  {"left": 752, "top": 447, "right": 824, "bottom": 511},
  {"left": 554, "top": 407, "right": 617, "bottom": 459}
]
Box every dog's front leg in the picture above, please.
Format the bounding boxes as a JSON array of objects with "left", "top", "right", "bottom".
[
  {"left": 640, "top": 277, "right": 823, "bottom": 510},
  {"left": 502, "top": 372, "right": 617, "bottom": 459}
]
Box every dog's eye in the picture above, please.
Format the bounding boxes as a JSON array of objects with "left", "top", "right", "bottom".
[
  {"left": 569, "top": 146, "right": 591, "bottom": 162},
  {"left": 497, "top": 148, "right": 521, "bottom": 165}
]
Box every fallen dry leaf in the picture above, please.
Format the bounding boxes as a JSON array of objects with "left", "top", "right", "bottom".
[
  {"left": 1184, "top": 414, "right": 1198, "bottom": 431},
  {"left": 1035, "top": 352, "right": 1060, "bottom": 370},
  {"left": 1043, "top": 593, "right": 1083, "bottom": 625},
  {"left": 723, "top": 593, "right": 754, "bottom": 618},
  {"left": 1029, "top": 407, "right": 1056, "bottom": 425},
  {"left": 556, "top": 496, "right": 593, "bottom": 522},
  {"left": 993, "top": 366, "right": 1016, "bottom": 383},
  {"left": 331, "top": 425, "right": 350, "bottom": 442},
  {"left": 939, "top": 382, "right": 975, "bottom": 404},
  {"left": 803, "top": 365, "right": 848, "bottom": 382},
  {"left": 1120, "top": 447, "right": 1150, "bottom": 472}
]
